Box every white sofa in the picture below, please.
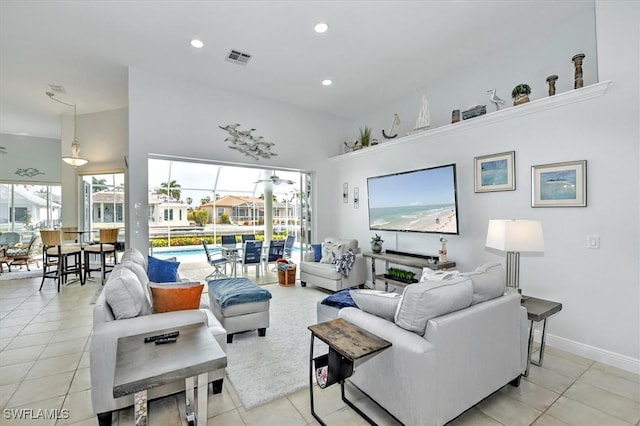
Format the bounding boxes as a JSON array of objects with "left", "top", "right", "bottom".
[
  {"left": 300, "top": 238, "right": 366, "bottom": 292},
  {"left": 90, "top": 248, "right": 227, "bottom": 424},
  {"left": 337, "top": 265, "right": 528, "bottom": 426}
]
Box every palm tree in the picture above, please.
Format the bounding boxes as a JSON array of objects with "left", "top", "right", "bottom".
[
  {"left": 158, "top": 180, "right": 181, "bottom": 200},
  {"left": 92, "top": 177, "right": 108, "bottom": 192}
]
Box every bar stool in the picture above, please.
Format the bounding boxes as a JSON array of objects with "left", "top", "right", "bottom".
[
  {"left": 83, "top": 228, "right": 119, "bottom": 284},
  {"left": 39, "top": 229, "right": 83, "bottom": 292}
]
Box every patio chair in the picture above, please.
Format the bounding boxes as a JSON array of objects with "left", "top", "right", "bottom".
[
  {"left": 221, "top": 235, "right": 237, "bottom": 246},
  {"left": 264, "top": 239, "right": 285, "bottom": 271},
  {"left": 221, "top": 234, "right": 240, "bottom": 271},
  {"left": 40, "top": 229, "right": 83, "bottom": 292},
  {"left": 241, "top": 240, "right": 263, "bottom": 277},
  {"left": 203, "top": 239, "right": 229, "bottom": 280},
  {"left": 283, "top": 235, "right": 295, "bottom": 259},
  {"left": 6, "top": 234, "right": 42, "bottom": 271},
  {"left": 0, "top": 232, "right": 21, "bottom": 248},
  {"left": 241, "top": 234, "right": 256, "bottom": 243},
  {"left": 83, "top": 228, "right": 119, "bottom": 284}
]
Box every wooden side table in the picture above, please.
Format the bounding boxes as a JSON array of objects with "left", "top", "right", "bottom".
[
  {"left": 308, "top": 318, "right": 391, "bottom": 426},
  {"left": 521, "top": 296, "right": 563, "bottom": 377},
  {"left": 112, "top": 324, "right": 227, "bottom": 426}
]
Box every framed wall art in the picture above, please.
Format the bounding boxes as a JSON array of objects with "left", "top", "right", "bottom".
[
  {"left": 474, "top": 151, "right": 515, "bottom": 192},
  {"left": 532, "top": 160, "right": 587, "bottom": 207}
]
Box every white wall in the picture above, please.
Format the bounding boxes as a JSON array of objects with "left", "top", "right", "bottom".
[
  {"left": 60, "top": 108, "right": 128, "bottom": 227},
  {"left": 324, "top": 1, "right": 639, "bottom": 371},
  {"left": 0, "top": 133, "right": 61, "bottom": 183},
  {"left": 127, "top": 68, "right": 351, "bottom": 251}
]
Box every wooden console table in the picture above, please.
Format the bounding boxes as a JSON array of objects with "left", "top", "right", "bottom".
[
  {"left": 308, "top": 318, "right": 391, "bottom": 426},
  {"left": 363, "top": 251, "right": 456, "bottom": 291}
]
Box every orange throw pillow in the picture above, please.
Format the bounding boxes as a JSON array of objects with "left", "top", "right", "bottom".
[{"left": 150, "top": 284, "right": 204, "bottom": 313}]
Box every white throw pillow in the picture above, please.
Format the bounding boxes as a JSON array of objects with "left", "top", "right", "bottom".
[
  {"left": 349, "top": 289, "right": 401, "bottom": 321},
  {"left": 419, "top": 267, "right": 459, "bottom": 282},
  {"left": 338, "top": 239, "right": 359, "bottom": 253},
  {"left": 460, "top": 263, "right": 506, "bottom": 305},
  {"left": 394, "top": 276, "right": 473, "bottom": 335},
  {"left": 320, "top": 239, "right": 342, "bottom": 264},
  {"left": 120, "top": 247, "right": 147, "bottom": 271},
  {"left": 118, "top": 260, "right": 149, "bottom": 287},
  {"left": 104, "top": 268, "right": 152, "bottom": 319}
]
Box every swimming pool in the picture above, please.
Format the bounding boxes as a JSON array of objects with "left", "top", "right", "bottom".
[{"left": 150, "top": 245, "right": 301, "bottom": 263}]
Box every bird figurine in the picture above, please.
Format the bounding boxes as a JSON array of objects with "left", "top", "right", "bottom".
[{"left": 487, "top": 89, "right": 505, "bottom": 111}]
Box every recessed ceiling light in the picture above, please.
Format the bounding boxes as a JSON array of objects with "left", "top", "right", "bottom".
[
  {"left": 314, "top": 22, "right": 328, "bottom": 33},
  {"left": 190, "top": 39, "right": 204, "bottom": 48},
  {"left": 322, "top": 79, "right": 332, "bottom": 86}
]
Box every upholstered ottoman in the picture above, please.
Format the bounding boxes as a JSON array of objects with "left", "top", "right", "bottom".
[{"left": 208, "top": 278, "right": 272, "bottom": 343}]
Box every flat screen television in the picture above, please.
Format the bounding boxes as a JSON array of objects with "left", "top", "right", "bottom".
[{"left": 367, "top": 164, "right": 459, "bottom": 235}]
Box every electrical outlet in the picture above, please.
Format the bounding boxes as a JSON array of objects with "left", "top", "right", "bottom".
[{"left": 587, "top": 235, "right": 600, "bottom": 249}]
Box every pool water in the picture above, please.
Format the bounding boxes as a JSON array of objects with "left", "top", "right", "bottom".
[{"left": 151, "top": 245, "right": 301, "bottom": 263}]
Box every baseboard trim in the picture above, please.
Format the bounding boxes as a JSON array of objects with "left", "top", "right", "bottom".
[{"left": 534, "top": 330, "right": 640, "bottom": 375}]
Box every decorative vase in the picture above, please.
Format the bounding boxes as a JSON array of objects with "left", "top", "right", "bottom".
[
  {"left": 546, "top": 75, "right": 559, "bottom": 96},
  {"left": 513, "top": 94, "right": 530, "bottom": 106},
  {"left": 572, "top": 53, "right": 585, "bottom": 89},
  {"left": 438, "top": 238, "right": 447, "bottom": 263},
  {"left": 451, "top": 109, "right": 460, "bottom": 123},
  {"left": 371, "top": 241, "right": 383, "bottom": 254}
]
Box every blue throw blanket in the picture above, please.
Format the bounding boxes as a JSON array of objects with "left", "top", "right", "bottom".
[
  {"left": 334, "top": 248, "right": 356, "bottom": 277},
  {"left": 208, "top": 278, "right": 272, "bottom": 308},
  {"left": 321, "top": 288, "right": 358, "bottom": 309}
]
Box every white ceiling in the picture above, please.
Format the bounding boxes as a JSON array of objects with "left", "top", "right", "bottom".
[{"left": 0, "top": 0, "right": 594, "bottom": 139}]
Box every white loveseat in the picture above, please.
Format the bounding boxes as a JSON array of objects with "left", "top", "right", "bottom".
[
  {"left": 90, "top": 248, "right": 227, "bottom": 423},
  {"left": 299, "top": 238, "right": 366, "bottom": 292},
  {"left": 337, "top": 264, "right": 528, "bottom": 426}
]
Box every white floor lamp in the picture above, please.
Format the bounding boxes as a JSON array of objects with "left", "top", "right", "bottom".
[{"left": 485, "top": 220, "right": 544, "bottom": 295}]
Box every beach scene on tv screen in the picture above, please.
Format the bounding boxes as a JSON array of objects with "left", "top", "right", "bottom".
[{"left": 368, "top": 166, "right": 457, "bottom": 233}]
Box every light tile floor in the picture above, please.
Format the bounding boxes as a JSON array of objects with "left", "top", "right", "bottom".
[{"left": 1, "top": 272, "right": 638, "bottom": 426}]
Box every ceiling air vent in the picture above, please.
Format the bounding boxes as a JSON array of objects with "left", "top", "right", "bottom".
[
  {"left": 226, "top": 49, "right": 252, "bottom": 65},
  {"left": 48, "top": 84, "right": 66, "bottom": 93}
]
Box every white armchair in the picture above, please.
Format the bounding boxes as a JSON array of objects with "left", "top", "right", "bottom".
[{"left": 300, "top": 238, "right": 366, "bottom": 292}]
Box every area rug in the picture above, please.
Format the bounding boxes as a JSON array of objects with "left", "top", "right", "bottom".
[
  {"left": 0, "top": 267, "right": 42, "bottom": 281},
  {"left": 224, "top": 283, "right": 329, "bottom": 410}
]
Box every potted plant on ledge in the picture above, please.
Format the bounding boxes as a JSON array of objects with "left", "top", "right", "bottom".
[
  {"left": 370, "top": 233, "right": 383, "bottom": 253},
  {"left": 360, "top": 126, "right": 372, "bottom": 147},
  {"left": 511, "top": 83, "right": 531, "bottom": 106}
]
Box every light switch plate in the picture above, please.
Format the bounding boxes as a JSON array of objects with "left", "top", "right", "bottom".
[{"left": 587, "top": 235, "right": 600, "bottom": 249}]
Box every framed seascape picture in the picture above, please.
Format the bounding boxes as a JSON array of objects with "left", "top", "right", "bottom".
[
  {"left": 474, "top": 151, "right": 515, "bottom": 192},
  {"left": 532, "top": 160, "right": 587, "bottom": 207}
]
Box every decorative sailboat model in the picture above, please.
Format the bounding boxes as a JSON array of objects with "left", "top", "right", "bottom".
[{"left": 410, "top": 95, "right": 431, "bottom": 134}]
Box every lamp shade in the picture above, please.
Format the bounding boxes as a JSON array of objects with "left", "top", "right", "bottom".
[{"left": 486, "top": 220, "right": 544, "bottom": 253}]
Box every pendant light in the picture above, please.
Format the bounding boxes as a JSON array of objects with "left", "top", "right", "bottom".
[{"left": 46, "top": 92, "right": 89, "bottom": 167}]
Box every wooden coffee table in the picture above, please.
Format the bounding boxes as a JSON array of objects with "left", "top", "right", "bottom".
[
  {"left": 113, "top": 324, "right": 226, "bottom": 426},
  {"left": 308, "top": 318, "right": 391, "bottom": 426}
]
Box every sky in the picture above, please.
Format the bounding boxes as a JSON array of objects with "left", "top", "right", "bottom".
[
  {"left": 367, "top": 164, "right": 457, "bottom": 208},
  {"left": 148, "top": 159, "right": 302, "bottom": 204}
]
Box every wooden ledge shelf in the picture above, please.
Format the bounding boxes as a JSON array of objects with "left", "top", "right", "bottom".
[{"left": 330, "top": 80, "right": 611, "bottom": 161}]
